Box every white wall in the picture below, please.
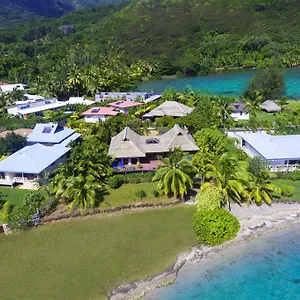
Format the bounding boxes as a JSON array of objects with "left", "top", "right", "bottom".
[
  {"left": 84, "top": 116, "right": 108, "bottom": 123},
  {"left": 230, "top": 112, "right": 250, "bottom": 121}
]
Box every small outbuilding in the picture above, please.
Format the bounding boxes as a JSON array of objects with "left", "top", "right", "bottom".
[{"left": 259, "top": 100, "right": 281, "bottom": 113}]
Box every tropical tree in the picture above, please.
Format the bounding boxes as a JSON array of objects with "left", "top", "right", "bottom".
[
  {"left": 153, "top": 148, "right": 197, "bottom": 199},
  {"left": 246, "top": 157, "right": 277, "bottom": 205},
  {"left": 247, "top": 169, "right": 277, "bottom": 206},
  {"left": 60, "top": 174, "right": 106, "bottom": 211},
  {"left": 192, "top": 128, "right": 228, "bottom": 184},
  {"left": 203, "top": 153, "right": 249, "bottom": 210},
  {"left": 212, "top": 96, "right": 235, "bottom": 128},
  {"left": 243, "top": 90, "right": 264, "bottom": 116}
]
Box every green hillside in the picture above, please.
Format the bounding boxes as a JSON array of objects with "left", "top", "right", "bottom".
[{"left": 0, "top": 0, "right": 300, "bottom": 95}]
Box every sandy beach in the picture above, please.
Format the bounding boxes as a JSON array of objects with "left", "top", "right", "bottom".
[{"left": 109, "top": 203, "right": 300, "bottom": 300}]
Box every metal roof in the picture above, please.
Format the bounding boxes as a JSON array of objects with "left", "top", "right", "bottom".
[
  {"left": 0, "top": 144, "right": 70, "bottom": 174},
  {"left": 27, "top": 123, "right": 79, "bottom": 144},
  {"left": 234, "top": 131, "right": 300, "bottom": 160}
]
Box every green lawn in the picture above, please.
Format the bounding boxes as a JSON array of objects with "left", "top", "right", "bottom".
[
  {"left": 0, "top": 206, "right": 197, "bottom": 300},
  {"left": 101, "top": 182, "right": 173, "bottom": 208},
  {"left": 0, "top": 186, "right": 47, "bottom": 207},
  {"left": 0, "top": 186, "right": 33, "bottom": 206},
  {"left": 272, "top": 179, "right": 300, "bottom": 200}
]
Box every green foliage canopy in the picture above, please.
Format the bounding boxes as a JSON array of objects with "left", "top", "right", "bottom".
[{"left": 193, "top": 208, "right": 240, "bottom": 246}]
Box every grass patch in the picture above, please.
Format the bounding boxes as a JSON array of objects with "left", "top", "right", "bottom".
[
  {"left": 0, "top": 206, "right": 197, "bottom": 300},
  {"left": 272, "top": 179, "right": 300, "bottom": 200},
  {"left": 0, "top": 187, "right": 34, "bottom": 206},
  {"left": 101, "top": 182, "right": 173, "bottom": 208}
]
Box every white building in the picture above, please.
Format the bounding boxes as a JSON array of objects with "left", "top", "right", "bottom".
[
  {"left": 7, "top": 98, "right": 66, "bottom": 118},
  {"left": 95, "top": 92, "right": 160, "bottom": 103},
  {"left": 0, "top": 83, "right": 28, "bottom": 93},
  {"left": 229, "top": 131, "right": 300, "bottom": 172},
  {"left": 230, "top": 102, "right": 250, "bottom": 121},
  {"left": 66, "top": 97, "right": 95, "bottom": 106}
]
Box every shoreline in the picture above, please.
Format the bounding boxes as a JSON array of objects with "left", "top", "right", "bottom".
[{"left": 109, "top": 203, "right": 300, "bottom": 300}]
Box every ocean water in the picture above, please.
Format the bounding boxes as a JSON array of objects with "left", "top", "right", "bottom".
[
  {"left": 146, "top": 223, "right": 300, "bottom": 300},
  {"left": 138, "top": 68, "right": 300, "bottom": 98}
]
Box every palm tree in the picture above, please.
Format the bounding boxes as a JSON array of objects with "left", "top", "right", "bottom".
[
  {"left": 247, "top": 169, "right": 277, "bottom": 206},
  {"left": 153, "top": 148, "right": 197, "bottom": 199},
  {"left": 212, "top": 96, "right": 235, "bottom": 128},
  {"left": 203, "top": 153, "right": 249, "bottom": 210},
  {"left": 243, "top": 90, "right": 264, "bottom": 117},
  {"left": 61, "top": 174, "right": 106, "bottom": 211}
]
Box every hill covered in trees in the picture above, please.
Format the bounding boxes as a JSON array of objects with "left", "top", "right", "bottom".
[
  {"left": 1, "top": 0, "right": 300, "bottom": 95},
  {"left": 0, "top": 0, "right": 123, "bottom": 25}
]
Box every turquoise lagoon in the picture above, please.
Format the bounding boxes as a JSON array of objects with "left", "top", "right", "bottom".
[
  {"left": 138, "top": 68, "right": 300, "bottom": 98},
  {"left": 146, "top": 223, "right": 300, "bottom": 300}
]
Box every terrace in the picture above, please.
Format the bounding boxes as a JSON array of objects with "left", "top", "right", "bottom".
[{"left": 113, "top": 160, "right": 163, "bottom": 173}]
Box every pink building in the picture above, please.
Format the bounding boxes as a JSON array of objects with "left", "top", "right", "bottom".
[
  {"left": 107, "top": 101, "right": 143, "bottom": 114},
  {"left": 81, "top": 107, "right": 119, "bottom": 123}
]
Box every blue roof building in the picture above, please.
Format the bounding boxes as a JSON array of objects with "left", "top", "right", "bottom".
[
  {"left": 0, "top": 144, "right": 70, "bottom": 187},
  {"left": 27, "top": 123, "right": 81, "bottom": 146}
]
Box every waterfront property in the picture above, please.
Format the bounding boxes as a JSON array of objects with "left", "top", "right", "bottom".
[
  {"left": 7, "top": 98, "right": 66, "bottom": 118},
  {"left": 259, "top": 100, "right": 281, "bottom": 113},
  {"left": 142, "top": 101, "right": 194, "bottom": 119},
  {"left": 81, "top": 107, "right": 119, "bottom": 123},
  {"left": 0, "top": 143, "right": 70, "bottom": 187},
  {"left": 230, "top": 102, "right": 249, "bottom": 121},
  {"left": 230, "top": 131, "right": 300, "bottom": 171},
  {"left": 109, "top": 124, "right": 199, "bottom": 171},
  {"left": 26, "top": 123, "right": 81, "bottom": 147},
  {"left": 107, "top": 100, "right": 143, "bottom": 114}
]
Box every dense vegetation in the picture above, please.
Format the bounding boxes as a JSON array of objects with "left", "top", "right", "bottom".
[
  {"left": 1, "top": 0, "right": 300, "bottom": 93},
  {"left": 193, "top": 208, "right": 240, "bottom": 246}
]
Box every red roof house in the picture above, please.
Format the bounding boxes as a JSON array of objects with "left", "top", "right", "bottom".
[
  {"left": 81, "top": 107, "right": 119, "bottom": 123},
  {"left": 108, "top": 101, "right": 143, "bottom": 113}
]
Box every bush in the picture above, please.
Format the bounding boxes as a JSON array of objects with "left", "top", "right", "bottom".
[
  {"left": 193, "top": 209, "right": 240, "bottom": 246},
  {"left": 108, "top": 176, "right": 124, "bottom": 189},
  {"left": 136, "top": 190, "right": 147, "bottom": 199},
  {"left": 280, "top": 170, "right": 300, "bottom": 181},
  {"left": 281, "top": 185, "right": 295, "bottom": 198},
  {"left": 196, "top": 186, "right": 223, "bottom": 211},
  {"left": 152, "top": 190, "right": 159, "bottom": 198},
  {"left": 125, "top": 172, "right": 154, "bottom": 183}
]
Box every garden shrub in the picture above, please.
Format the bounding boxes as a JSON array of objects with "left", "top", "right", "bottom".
[
  {"left": 123, "top": 172, "right": 154, "bottom": 183},
  {"left": 281, "top": 185, "right": 295, "bottom": 198},
  {"left": 280, "top": 170, "right": 300, "bottom": 181},
  {"left": 108, "top": 175, "right": 124, "bottom": 189},
  {"left": 152, "top": 190, "right": 159, "bottom": 198},
  {"left": 196, "top": 186, "right": 223, "bottom": 211},
  {"left": 193, "top": 209, "right": 240, "bottom": 246},
  {"left": 136, "top": 190, "right": 147, "bottom": 199}
]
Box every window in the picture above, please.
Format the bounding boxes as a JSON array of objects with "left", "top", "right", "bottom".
[
  {"left": 146, "top": 138, "right": 159, "bottom": 144},
  {"left": 42, "top": 126, "right": 52, "bottom": 133},
  {"left": 20, "top": 105, "right": 30, "bottom": 110},
  {"left": 45, "top": 100, "right": 52, "bottom": 104}
]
